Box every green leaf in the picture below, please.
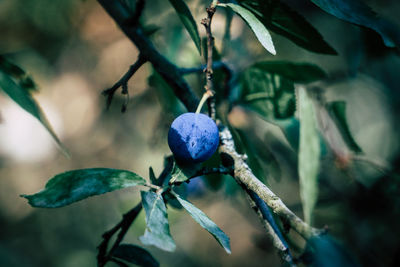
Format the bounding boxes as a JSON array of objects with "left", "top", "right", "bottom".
[
  {"left": 250, "top": 61, "right": 327, "bottom": 83},
  {"left": 149, "top": 167, "right": 158, "bottom": 185},
  {"left": 298, "top": 86, "right": 320, "bottom": 225},
  {"left": 218, "top": 3, "right": 276, "bottom": 55},
  {"left": 112, "top": 244, "right": 159, "bottom": 267},
  {"left": 0, "top": 55, "right": 37, "bottom": 92},
  {"left": 140, "top": 191, "right": 176, "bottom": 252},
  {"left": 22, "top": 168, "right": 146, "bottom": 208},
  {"left": 169, "top": 160, "right": 198, "bottom": 184},
  {"left": 142, "top": 24, "right": 161, "bottom": 37},
  {"left": 0, "top": 69, "right": 68, "bottom": 157},
  {"left": 168, "top": 0, "right": 201, "bottom": 54},
  {"left": 327, "top": 101, "right": 362, "bottom": 153},
  {"left": 306, "top": 235, "right": 360, "bottom": 267},
  {"left": 239, "top": 61, "right": 326, "bottom": 122},
  {"left": 237, "top": 0, "right": 337, "bottom": 54},
  {"left": 240, "top": 67, "right": 295, "bottom": 121},
  {"left": 310, "top": 0, "right": 399, "bottom": 48},
  {"left": 172, "top": 192, "right": 231, "bottom": 254}
]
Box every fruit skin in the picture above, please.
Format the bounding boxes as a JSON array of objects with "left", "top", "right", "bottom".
[{"left": 168, "top": 113, "right": 219, "bottom": 164}]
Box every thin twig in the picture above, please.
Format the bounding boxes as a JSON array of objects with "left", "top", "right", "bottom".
[
  {"left": 102, "top": 55, "right": 146, "bottom": 110},
  {"left": 97, "top": 203, "right": 142, "bottom": 267},
  {"left": 201, "top": 4, "right": 217, "bottom": 120},
  {"left": 180, "top": 61, "right": 231, "bottom": 75}
]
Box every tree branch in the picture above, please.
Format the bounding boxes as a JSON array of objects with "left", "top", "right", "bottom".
[
  {"left": 97, "top": 202, "right": 142, "bottom": 267},
  {"left": 201, "top": 4, "right": 217, "bottom": 120},
  {"left": 219, "top": 125, "right": 323, "bottom": 239},
  {"left": 98, "top": 0, "right": 199, "bottom": 112},
  {"left": 102, "top": 55, "right": 146, "bottom": 110}
]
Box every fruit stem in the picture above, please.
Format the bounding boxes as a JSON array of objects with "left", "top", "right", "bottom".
[{"left": 195, "top": 91, "right": 214, "bottom": 114}]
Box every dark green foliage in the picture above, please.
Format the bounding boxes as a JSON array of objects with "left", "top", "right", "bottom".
[
  {"left": 172, "top": 191, "right": 231, "bottom": 254},
  {"left": 310, "top": 0, "right": 400, "bottom": 48},
  {"left": 237, "top": 0, "right": 337, "bottom": 54},
  {"left": 0, "top": 58, "right": 67, "bottom": 156},
  {"left": 169, "top": 160, "right": 198, "bottom": 184},
  {"left": 140, "top": 191, "right": 176, "bottom": 252},
  {"left": 249, "top": 61, "right": 327, "bottom": 83},
  {"left": 327, "top": 101, "right": 362, "bottom": 153},
  {"left": 168, "top": 0, "right": 201, "bottom": 54},
  {"left": 22, "top": 169, "right": 146, "bottom": 208},
  {"left": 112, "top": 244, "right": 159, "bottom": 267},
  {"left": 239, "top": 61, "right": 326, "bottom": 121},
  {"left": 305, "top": 235, "right": 360, "bottom": 267},
  {"left": 0, "top": 55, "right": 37, "bottom": 92}
]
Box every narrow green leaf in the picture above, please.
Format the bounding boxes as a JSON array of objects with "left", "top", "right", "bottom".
[
  {"left": 310, "top": 0, "right": 399, "bottom": 48},
  {"left": 140, "top": 191, "right": 176, "bottom": 252},
  {"left": 237, "top": 0, "right": 337, "bottom": 54},
  {"left": 298, "top": 86, "right": 320, "bottom": 225},
  {"left": 22, "top": 168, "right": 146, "bottom": 208},
  {"left": 168, "top": 0, "right": 201, "bottom": 54},
  {"left": 250, "top": 61, "right": 327, "bottom": 83},
  {"left": 112, "top": 244, "right": 159, "bottom": 267},
  {"left": 172, "top": 191, "right": 231, "bottom": 254},
  {"left": 169, "top": 160, "right": 198, "bottom": 184},
  {"left": 0, "top": 70, "right": 68, "bottom": 157},
  {"left": 0, "top": 55, "right": 37, "bottom": 92},
  {"left": 149, "top": 167, "right": 158, "bottom": 185},
  {"left": 327, "top": 101, "right": 362, "bottom": 153},
  {"left": 218, "top": 3, "right": 276, "bottom": 55}
]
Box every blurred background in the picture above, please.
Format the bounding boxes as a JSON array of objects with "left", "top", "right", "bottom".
[{"left": 1, "top": 0, "right": 400, "bottom": 266}]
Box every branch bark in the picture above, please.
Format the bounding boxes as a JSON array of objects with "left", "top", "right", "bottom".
[
  {"left": 219, "top": 126, "right": 322, "bottom": 239},
  {"left": 201, "top": 5, "right": 217, "bottom": 120},
  {"left": 98, "top": 0, "right": 199, "bottom": 112}
]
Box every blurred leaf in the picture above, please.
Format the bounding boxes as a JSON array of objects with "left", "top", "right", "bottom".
[
  {"left": 218, "top": 3, "right": 276, "bottom": 55},
  {"left": 298, "top": 86, "right": 320, "bottom": 224},
  {"left": 239, "top": 61, "right": 326, "bottom": 121},
  {"left": 142, "top": 24, "right": 161, "bottom": 37},
  {"left": 0, "top": 71, "right": 69, "bottom": 158},
  {"left": 201, "top": 152, "right": 225, "bottom": 191},
  {"left": 234, "top": 128, "right": 267, "bottom": 182},
  {"left": 274, "top": 117, "right": 300, "bottom": 151},
  {"left": 22, "top": 168, "right": 146, "bottom": 208},
  {"left": 112, "top": 244, "right": 159, "bottom": 267},
  {"left": 0, "top": 64, "right": 68, "bottom": 156},
  {"left": 171, "top": 191, "right": 231, "bottom": 254},
  {"left": 139, "top": 191, "right": 176, "bottom": 252},
  {"left": 168, "top": 0, "right": 201, "bottom": 54},
  {"left": 310, "top": 0, "right": 399, "bottom": 48},
  {"left": 0, "top": 55, "right": 37, "bottom": 92},
  {"left": 148, "top": 70, "right": 185, "bottom": 116},
  {"left": 250, "top": 61, "right": 327, "bottom": 83},
  {"left": 240, "top": 67, "right": 296, "bottom": 120},
  {"left": 149, "top": 167, "right": 158, "bottom": 185},
  {"left": 237, "top": 0, "right": 337, "bottom": 54},
  {"left": 327, "top": 101, "right": 362, "bottom": 153},
  {"left": 305, "top": 235, "right": 360, "bottom": 267},
  {"left": 169, "top": 160, "right": 198, "bottom": 184}
]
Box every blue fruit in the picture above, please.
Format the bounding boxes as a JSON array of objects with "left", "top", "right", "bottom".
[{"left": 168, "top": 113, "right": 219, "bottom": 163}]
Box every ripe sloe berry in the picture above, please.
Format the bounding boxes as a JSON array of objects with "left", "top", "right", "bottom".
[{"left": 168, "top": 113, "right": 219, "bottom": 163}]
